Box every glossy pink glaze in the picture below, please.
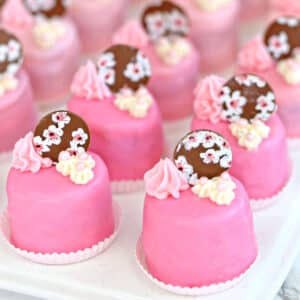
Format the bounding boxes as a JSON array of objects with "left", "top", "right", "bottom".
[
  {"left": 142, "top": 179, "right": 257, "bottom": 287},
  {"left": 69, "top": 0, "right": 128, "bottom": 54},
  {"left": 0, "top": 70, "right": 37, "bottom": 153},
  {"left": 173, "top": 0, "right": 240, "bottom": 73},
  {"left": 68, "top": 96, "right": 164, "bottom": 181},
  {"left": 7, "top": 153, "right": 114, "bottom": 254},
  {"left": 192, "top": 114, "right": 290, "bottom": 200},
  {"left": 241, "top": 0, "right": 268, "bottom": 21}
]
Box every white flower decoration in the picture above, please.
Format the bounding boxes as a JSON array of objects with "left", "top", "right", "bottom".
[
  {"left": 51, "top": 111, "right": 71, "bottom": 128},
  {"left": 219, "top": 153, "right": 232, "bottom": 168},
  {"left": 168, "top": 9, "right": 189, "bottom": 36},
  {"left": 200, "top": 149, "right": 220, "bottom": 164},
  {"left": 99, "top": 68, "right": 115, "bottom": 86},
  {"left": 136, "top": 51, "right": 151, "bottom": 77},
  {"left": 255, "top": 92, "right": 277, "bottom": 120},
  {"left": 97, "top": 52, "right": 116, "bottom": 69},
  {"left": 277, "top": 17, "right": 299, "bottom": 27},
  {"left": 124, "top": 62, "right": 145, "bottom": 82},
  {"left": 235, "top": 74, "right": 266, "bottom": 88},
  {"left": 43, "top": 125, "right": 63, "bottom": 145},
  {"left": 0, "top": 45, "right": 7, "bottom": 62},
  {"left": 174, "top": 155, "right": 196, "bottom": 183},
  {"left": 67, "top": 141, "right": 85, "bottom": 156},
  {"left": 7, "top": 40, "right": 21, "bottom": 62},
  {"left": 181, "top": 132, "right": 202, "bottom": 151},
  {"left": 71, "top": 128, "right": 88, "bottom": 146},
  {"left": 145, "top": 12, "right": 168, "bottom": 41},
  {"left": 267, "top": 31, "right": 290, "bottom": 59},
  {"left": 202, "top": 132, "right": 217, "bottom": 148},
  {"left": 33, "top": 136, "right": 50, "bottom": 154}
]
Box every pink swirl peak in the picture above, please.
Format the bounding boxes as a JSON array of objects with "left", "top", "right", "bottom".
[
  {"left": 112, "top": 20, "right": 149, "bottom": 49},
  {"left": 193, "top": 75, "right": 225, "bottom": 123},
  {"left": 270, "top": 0, "right": 300, "bottom": 16},
  {"left": 12, "top": 132, "right": 52, "bottom": 173},
  {"left": 1, "top": 0, "right": 33, "bottom": 30},
  {"left": 144, "top": 158, "right": 189, "bottom": 200},
  {"left": 71, "top": 60, "right": 112, "bottom": 100},
  {"left": 238, "top": 36, "right": 274, "bottom": 73}
]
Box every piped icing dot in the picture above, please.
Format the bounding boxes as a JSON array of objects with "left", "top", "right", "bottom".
[
  {"left": 194, "top": 0, "right": 233, "bottom": 12},
  {"left": 174, "top": 130, "right": 232, "bottom": 184},
  {"left": 23, "top": 0, "right": 68, "bottom": 18},
  {"left": 71, "top": 60, "right": 112, "bottom": 100},
  {"left": 193, "top": 75, "right": 225, "bottom": 123},
  {"left": 144, "top": 158, "right": 189, "bottom": 200}
]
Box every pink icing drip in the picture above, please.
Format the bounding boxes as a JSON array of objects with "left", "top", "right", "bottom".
[
  {"left": 12, "top": 132, "right": 52, "bottom": 173},
  {"left": 193, "top": 75, "right": 225, "bottom": 123},
  {"left": 71, "top": 60, "right": 111, "bottom": 100},
  {"left": 144, "top": 158, "right": 189, "bottom": 200},
  {"left": 1, "top": 0, "right": 33, "bottom": 29},
  {"left": 238, "top": 36, "right": 274, "bottom": 72},
  {"left": 112, "top": 20, "right": 149, "bottom": 49},
  {"left": 270, "top": 0, "right": 300, "bottom": 15}
]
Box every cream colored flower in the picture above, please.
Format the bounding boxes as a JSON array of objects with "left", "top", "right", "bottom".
[{"left": 195, "top": 0, "right": 233, "bottom": 12}]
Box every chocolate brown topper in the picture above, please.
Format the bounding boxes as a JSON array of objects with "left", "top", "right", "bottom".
[
  {"left": 174, "top": 130, "right": 232, "bottom": 183},
  {"left": 23, "top": 0, "right": 67, "bottom": 18},
  {"left": 33, "top": 111, "right": 90, "bottom": 162}
]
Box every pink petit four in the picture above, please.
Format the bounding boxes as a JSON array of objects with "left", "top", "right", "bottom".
[
  {"left": 7, "top": 110, "right": 115, "bottom": 254},
  {"left": 141, "top": 131, "right": 257, "bottom": 288},
  {"left": 69, "top": 0, "right": 129, "bottom": 54},
  {"left": 241, "top": 0, "right": 268, "bottom": 21},
  {"left": 191, "top": 74, "right": 290, "bottom": 201},
  {"left": 238, "top": 16, "right": 300, "bottom": 137},
  {"left": 1, "top": 0, "right": 81, "bottom": 103},
  {"left": 113, "top": 1, "right": 200, "bottom": 121},
  {"left": 173, "top": 0, "right": 239, "bottom": 73},
  {"left": 68, "top": 45, "right": 164, "bottom": 187},
  {"left": 0, "top": 28, "right": 36, "bottom": 153}
]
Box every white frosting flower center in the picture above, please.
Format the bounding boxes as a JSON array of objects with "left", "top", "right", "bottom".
[{"left": 194, "top": 0, "right": 233, "bottom": 11}]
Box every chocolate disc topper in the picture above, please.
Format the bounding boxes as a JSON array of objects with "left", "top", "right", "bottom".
[
  {"left": 0, "top": 0, "right": 6, "bottom": 8},
  {"left": 97, "top": 44, "right": 151, "bottom": 93},
  {"left": 33, "top": 111, "right": 90, "bottom": 162},
  {"left": 23, "top": 0, "right": 68, "bottom": 18},
  {"left": 264, "top": 16, "right": 300, "bottom": 61},
  {"left": 174, "top": 130, "right": 232, "bottom": 185},
  {"left": 0, "top": 29, "right": 23, "bottom": 78},
  {"left": 142, "top": 0, "right": 189, "bottom": 41},
  {"left": 220, "top": 74, "right": 277, "bottom": 122}
]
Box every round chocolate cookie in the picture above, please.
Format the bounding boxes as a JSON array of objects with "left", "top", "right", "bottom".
[
  {"left": 264, "top": 16, "right": 300, "bottom": 61},
  {"left": 33, "top": 111, "right": 90, "bottom": 162},
  {"left": 220, "top": 74, "right": 277, "bottom": 122},
  {"left": 174, "top": 130, "right": 232, "bottom": 184},
  {"left": 142, "top": 0, "right": 189, "bottom": 41},
  {"left": 0, "top": 29, "right": 23, "bottom": 78},
  {"left": 97, "top": 44, "right": 151, "bottom": 93},
  {"left": 23, "top": 0, "right": 68, "bottom": 18}
]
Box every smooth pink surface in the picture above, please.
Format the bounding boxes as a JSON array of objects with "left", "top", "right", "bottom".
[
  {"left": 0, "top": 70, "right": 37, "bottom": 153},
  {"left": 238, "top": 38, "right": 300, "bottom": 138},
  {"left": 69, "top": 0, "right": 128, "bottom": 54},
  {"left": 142, "top": 179, "right": 257, "bottom": 287},
  {"left": 3, "top": 19, "right": 81, "bottom": 103},
  {"left": 241, "top": 0, "right": 268, "bottom": 21},
  {"left": 68, "top": 96, "right": 164, "bottom": 181},
  {"left": 192, "top": 114, "right": 290, "bottom": 200},
  {"left": 173, "top": 0, "right": 240, "bottom": 73},
  {"left": 7, "top": 153, "right": 114, "bottom": 254}
]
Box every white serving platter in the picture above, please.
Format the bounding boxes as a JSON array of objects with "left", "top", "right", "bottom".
[{"left": 0, "top": 147, "right": 299, "bottom": 300}]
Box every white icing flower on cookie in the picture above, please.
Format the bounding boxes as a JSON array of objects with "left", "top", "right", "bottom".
[
  {"left": 43, "top": 125, "right": 63, "bottom": 145},
  {"left": 7, "top": 40, "right": 21, "bottom": 61},
  {"left": 97, "top": 53, "right": 116, "bottom": 69},
  {"left": 136, "top": 51, "right": 151, "bottom": 77},
  {"left": 124, "top": 61, "right": 145, "bottom": 82},
  {"left": 235, "top": 74, "right": 266, "bottom": 88},
  {"left": 168, "top": 9, "right": 189, "bottom": 36},
  {"left": 145, "top": 12, "right": 167, "bottom": 41},
  {"left": 72, "top": 128, "right": 89, "bottom": 146},
  {"left": 52, "top": 111, "right": 71, "bottom": 128},
  {"left": 200, "top": 149, "right": 219, "bottom": 164},
  {"left": 255, "top": 92, "right": 277, "bottom": 121},
  {"left": 174, "top": 155, "right": 198, "bottom": 184},
  {"left": 277, "top": 17, "right": 299, "bottom": 27},
  {"left": 267, "top": 31, "right": 290, "bottom": 60}
]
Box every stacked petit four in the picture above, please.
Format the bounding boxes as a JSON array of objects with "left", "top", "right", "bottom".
[
  {"left": 191, "top": 74, "right": 290, "bottom": 206},
  {"left": 0, "top": 28, "right": 36, "bottom": 153},
  {"left": 238, "top": 16, "right": 300, "bottom": 137},
  {"left": 68, "top": 45, "right": 164, "bottom": 192},
  {"left": 113, "top": 1, "right": 200, "bottom": 121},
  {"left": 173, "top": 0, "right": 240, "bottom": 73},
  {"left": 141, "top": 130, "right": 257, "bottom": 288},
  {"left": 69, "top": 0, "right": 129, "bottom": 54},
  {"left": 1, "top": 0, "right": 81, "bottom": 103},
  {"left": 7, "top": 110, "right": 116, "bottom": 257}
]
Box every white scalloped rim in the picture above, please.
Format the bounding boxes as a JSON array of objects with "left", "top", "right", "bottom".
[
  {"left": 0, "top": 201, "right": 121, "bottom": 265},
  {"left": 111, "top": 179, "right": 144, "bottom": 193},
  {"left": 135, "top": 238, "right": 258, "bottom": 296}
]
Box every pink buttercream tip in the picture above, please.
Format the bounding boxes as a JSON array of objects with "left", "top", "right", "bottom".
[
  {"left": 12, "top": 132, "right": 52, "bottom": 173},
  {"left": 193, "top": 75, "right": 225, "bottom": 124},
  {"left": 112, "top": 20, "right": 149, "bottom": 49},
  {"left": 71, "top": 60, "right": 112, "bottom": 100},
  {"left": 238, "top": 36, "right": 274, "bottom": 73},
  {"left": 144, "top": 158, "right": 189, "bottom": 200},
  {"left": 1, "top": 0, "right": 33, "bottom": 29}
]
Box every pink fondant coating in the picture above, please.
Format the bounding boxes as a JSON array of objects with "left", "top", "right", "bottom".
[
  {"left": 241, "top": 0, "right": 268, "bottom": 21},
  {"left": 173, "top": 0, "right": 239, "bottom": 73},
  {"left": 68, "top": 96, "right": 164, "bottom": 181},
  {"left": 69, "top": 0, "right": 128, "bottom": 54},
  {"left": 238, "top": 37, "right": 300, "bottom": 137},
  {"left": 7, "top": 153, "right": 114, "bottom": 254},
  {"left": 142, "top": 179, "right": 257, "bottom": 287},
  {"left": 0, "top": 70, "right": 37, "bottom": 153},
  {"left": 192, "top": 114, "right": 290, "bottom": 200}
]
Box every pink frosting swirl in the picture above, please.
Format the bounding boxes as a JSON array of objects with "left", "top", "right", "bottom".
[
  {"left": 1, "top": 0, "right": 33, "bottom": 30},
  {"left": 270, "top": 0, "right": 300, "bottom": 16},
  {"left": 238, "top": 36, "right": 274, "bottom": 73},
  {"left": 144, "top": 158, "right": 189, "bottom": 200},
  {"left": 193, "top": 75, "right": 225, "bottom": 123},
  {"left": 71, "top": 60, "right": 112, "bottom": 100},
  {"left": 112, "top": 20, "right": 149, "bottom": 49},
  {"left": 12, "top": 132, "right": 52, "bottom": 173}
]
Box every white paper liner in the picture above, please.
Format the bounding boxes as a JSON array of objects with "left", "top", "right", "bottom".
[
  {"left": 0, "top": 201, "right": 121, "bottom": 265},
  {"left": 250, "top": 162, "right": 294, "bottom": 212},
  {"left": 111, "top": 179, "right": 144, "bottom": 194},
  {"left": 135, "top": 237, "right": 257, "bottom": 296}
]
